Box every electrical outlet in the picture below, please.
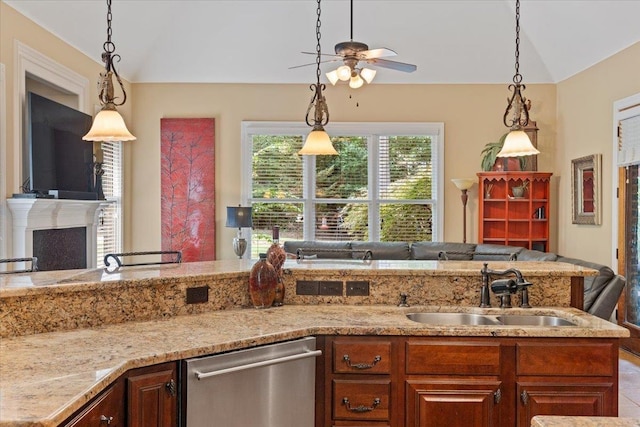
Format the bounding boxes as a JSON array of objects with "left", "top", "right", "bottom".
[
  {"left": 296, "top": 280, "right": 319, "bottom": 295},
  {"left": 318, "top": 281, "right": 343, "bottom": 296},
  {"left": 346, "top": 281, "right": 370, "bottom": 296},
  {"left": 186, "top": 286, "right": 209, "bottom": 304}
]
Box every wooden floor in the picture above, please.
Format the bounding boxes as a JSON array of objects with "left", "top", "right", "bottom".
[{"left": 619, "top": 349, "right": 640, "bottom": 418}]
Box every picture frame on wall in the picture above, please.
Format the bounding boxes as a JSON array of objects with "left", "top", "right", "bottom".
[{"left": 571, "top": 154, "right": 602, "bottom": 225}]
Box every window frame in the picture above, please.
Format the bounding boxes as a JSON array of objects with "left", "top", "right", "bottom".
[{"left": 241, "top": 121, "right": 444, "bottom": 252}]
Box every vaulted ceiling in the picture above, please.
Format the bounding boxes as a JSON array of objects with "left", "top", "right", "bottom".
[{"left": 5, "top": 0, "right": 640, "bottom": 85}]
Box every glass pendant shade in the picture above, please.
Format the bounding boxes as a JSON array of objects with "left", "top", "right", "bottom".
[
  {"left": 349, "top": 74, "right": 364, "bottom": 89},
  {"left": 299, "top": 129, "right": 338, "bottom": 155},
  {"left": 496, "top": 130, "right": 539, "bottom": 157},
  {"left": 83, "top": 107, "right": 136, "bottom": 142},
  {"left": 326, "top": 70, "right": 340, "bottom": 85},
  {"left": 360, "top": 68, "right": 377, "bottom": 84},
  {"left": 336, "top": 65, "right": 352, "bottom": 81}
]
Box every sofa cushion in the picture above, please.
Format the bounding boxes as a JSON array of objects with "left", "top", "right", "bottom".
[
  {"left": 411, "top": 242, "right": 476, "bottom": 260},
  {"left": 517, "top": 249, "right": 558, "bottom": 261},
  {"left": 473, "top": 244, "right": 523, "bottom": 261},
  {"left": 351, "top": 241, "right": 411, "bottom": 260},
  {"left": 282, "top": 240, "right": 353, "bottom": 259},
  {"left": 556, "top": 255, "right": 615, "bottom": 311}
]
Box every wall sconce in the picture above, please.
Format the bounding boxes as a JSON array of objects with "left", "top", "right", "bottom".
[
  {"left": 451, "top": 178, "right": 475, "bottom": 244},
  {"left": 225, "top": 206, "right": 253, "bottom": 259}
]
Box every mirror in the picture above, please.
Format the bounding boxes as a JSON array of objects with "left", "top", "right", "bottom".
[{"left": 571, "top": 154, "right": 602, "bottom": 225}]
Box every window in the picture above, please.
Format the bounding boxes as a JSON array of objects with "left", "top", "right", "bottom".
[
  {"left": 242, "top": 122, "right": 444, "bottom": 257},
  {"left": 96, "top": 141, "right": 123, "bottom": 268}
]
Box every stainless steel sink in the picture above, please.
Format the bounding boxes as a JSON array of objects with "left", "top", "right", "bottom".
[
  {"left": 406, "top": 312, "right": 500, "bottom": 326},
  {"left": 496, "top": 314, "right": 577, "bottom": 326},
  {"left": 406, "top": 312, "right": 577, "bottom": 327}
]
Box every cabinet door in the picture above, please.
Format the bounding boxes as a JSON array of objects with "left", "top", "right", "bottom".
[
  {"left": 127, "top": 362, "right": 177, "bottom": 427},
  {"left": 405, "top": 379, "right": 503, "bottom": 427},
  {"left": 516, "top": 382, "right": 615, "bottom": 427},
  {"left": 64, "top": 379, "right": 125, "bottom": 427}
]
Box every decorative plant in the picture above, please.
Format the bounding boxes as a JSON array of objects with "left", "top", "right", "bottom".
[{"left": 480, "top": 133, "right": 527, "bottom": 171}]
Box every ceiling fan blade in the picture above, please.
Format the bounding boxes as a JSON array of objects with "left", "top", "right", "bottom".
[
  {"left": 359, "top": 48, "right": 397, "bottom": 59},
  {"left": 366, "top": 58, "right": 417, "bottom": 73},
  {"left": 300, "top": 51, "right": 342, "bottom": 58},
  {"left": 289, "top": 58, "right": 341, "bottom": 70}
]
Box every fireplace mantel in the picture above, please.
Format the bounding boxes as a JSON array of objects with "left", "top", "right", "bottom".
[{"left": 7, "top": 198, "right": 107, "bottom": 269}]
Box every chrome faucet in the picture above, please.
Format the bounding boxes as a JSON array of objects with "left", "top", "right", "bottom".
[{"left": 480, "top": 263, "right": 532, "bottom": 308}]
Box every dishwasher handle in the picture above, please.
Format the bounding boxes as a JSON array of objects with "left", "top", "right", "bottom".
[{"left": 194, "top": 349, "right": 322, "bottom": 380}]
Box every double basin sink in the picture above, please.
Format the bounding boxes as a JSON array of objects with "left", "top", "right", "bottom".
[{"left": 406, "top": 312, "right": 577, "bottom": 327}]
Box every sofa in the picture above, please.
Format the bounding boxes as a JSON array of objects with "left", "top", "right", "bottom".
[{"left": 282, "top": 240, "right": 626, "bottom": 321}]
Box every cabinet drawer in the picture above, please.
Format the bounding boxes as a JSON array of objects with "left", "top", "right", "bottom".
[
  {"left": 406, "top": 341, "right": 501, "bottom": 375},
  {"left": 333, "top": 379, "right": 390, "bottom": 421},
  {"left": 64, "top": 379, "right": 125, "bottom": 427},
  {"left": 333, "top": 339, "right": 391, "bottom": 374},
  {"left": 516, "top": 342, "right": 615, "bottom": 376}
]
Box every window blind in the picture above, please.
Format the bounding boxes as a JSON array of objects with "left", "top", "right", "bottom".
[
  {"left": 96, "top": 141, "right": 123, "bottom": 268},
  {"left": 618, "top": 114, "right": 640, "bottom": 167}
]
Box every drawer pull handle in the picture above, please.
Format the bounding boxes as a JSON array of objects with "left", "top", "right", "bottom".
[
  {"left": 342, "top": 397, "right": 381, "bottom": 413},
  {"left": 343, "top": 354, "right": 381, "bottom": 369},
  {"left": 100, "top": 415, "right": 113, "bottom": 425},
  {"left": 521, "top": 390, "right": 529, "bottom": 405}
]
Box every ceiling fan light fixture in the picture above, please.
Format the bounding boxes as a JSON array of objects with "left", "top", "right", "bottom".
[
  {"left": 326, "top": 70, "right": 340, "bottom": 85},
  {"left": 337, "top": 65, "right": 352, "bottom": 81},
  {"left": 360, "top": 67, "right": 377, "bottom": 84},
  {"left": 349, "top": 73, "right": 364, "bottom": 89}
]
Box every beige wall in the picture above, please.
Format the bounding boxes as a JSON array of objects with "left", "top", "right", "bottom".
[
  {"left": 556, "top": 42, "right": 640, "bottom": 268},
  {"left": 131, "top": 83, "right": 557, "bottom": 259}
]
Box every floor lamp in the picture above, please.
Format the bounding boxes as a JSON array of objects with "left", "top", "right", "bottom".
[
  {"left": 225, "top": 206, "right": 253, "bottom": 259},
  {"left": 451, "top": 179, "right": 475, "bottom": 244}
]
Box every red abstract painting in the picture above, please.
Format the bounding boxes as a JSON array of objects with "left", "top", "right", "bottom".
[{"left": 161, "top": 118, "right": 216, "bottom": 261}]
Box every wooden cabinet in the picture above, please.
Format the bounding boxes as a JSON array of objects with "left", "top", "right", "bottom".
[
  {"left": 317, "top": 336, "right": 618, "bottom": 427},
  {"left": 514, "top": 341, "right": 617, "bottom": 427},
  {"left": 405, "top": 339, "right": 506, "bottom": 427},
  {"left": 127, "top": 362, "right": 177, "bottom": 427},
  {"left": 322, "top": 337, "right": 395, "bottom": 427},
  {"left": 62, "top": 362, "right": 177, "bottom": 427},
  {"left": 478, "top": 172, "right": 552, "bottom": 252},
  {"left": 64, "top": 379, "right": 125, "bottom": 427}
]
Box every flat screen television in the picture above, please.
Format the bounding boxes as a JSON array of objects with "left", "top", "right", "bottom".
[{"left": 26, "top": 92, "right": 95, "bottom": 198}]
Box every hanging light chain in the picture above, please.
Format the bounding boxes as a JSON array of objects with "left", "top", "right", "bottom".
[
  {"left": 503, "top": 0, "right": 528, "bottom": 129},
  {"left": 98, "top": 0, "right": 127, "bottom": 108},
  {"left": 315, "top": 0, "right": 322, "bottom": 85},
  {"left": 305, "top": 0, "right": 329, "bottom": 129},
  {"left": 513, "top": 0, "right": 522, "bottom": 84}
]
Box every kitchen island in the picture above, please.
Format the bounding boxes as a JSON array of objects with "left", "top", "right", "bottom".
[{"left": 0, "top": 260, "right": 629, "bottom": 426}]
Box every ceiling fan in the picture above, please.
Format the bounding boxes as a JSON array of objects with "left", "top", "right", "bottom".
[{"left": 292, "top": 0, "right": 417, "bottom": 88}]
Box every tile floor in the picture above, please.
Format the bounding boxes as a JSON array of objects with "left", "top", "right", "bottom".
[{"left": 619, "top": 349, "right": 640, "bottom": 418}]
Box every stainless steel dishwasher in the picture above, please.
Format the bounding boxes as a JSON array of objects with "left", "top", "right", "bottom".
[{"left": 184, "top": 337, "right": 320, "bottom": 427}]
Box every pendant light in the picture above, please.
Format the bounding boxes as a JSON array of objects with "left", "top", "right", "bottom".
[
  {"left": 83, "top": 0, "right": 136, "bottom": 142},
  {"left": 299, "top": 0, "right": 337, "bottom": 156},
  {"left": 496, "top": 0, "right": 539, "bottom": 158}
]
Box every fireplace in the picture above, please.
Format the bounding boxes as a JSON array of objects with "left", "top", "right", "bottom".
[{"left": 7, "top": 199, "right": 105, "bottom": 270}]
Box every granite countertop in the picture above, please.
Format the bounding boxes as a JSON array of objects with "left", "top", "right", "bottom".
[
  {"left": 0, "top": 304, "right": 628, "bottom": 427},
  {"left": 532, "top": 416, "right": 640, "bottom": 426},
  {"left": 0, "top": 259, "right": 597, "bottom": 297}
]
